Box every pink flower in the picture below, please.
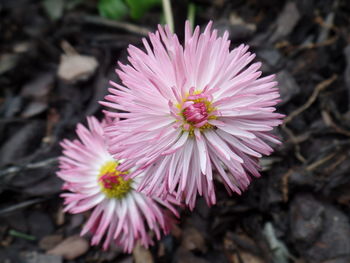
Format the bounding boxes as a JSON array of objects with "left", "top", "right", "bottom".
[
  {"left": 102, "top": 21, "right": 284, "bottom": 209},
  {"left": 57, "top": 116, "right": 179, "bottom": 252}
]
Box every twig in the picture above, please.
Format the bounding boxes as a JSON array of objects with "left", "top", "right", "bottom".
[
  {"left": 283, "top": 74, "right": 337, "bottom": 124},
  {"left": 282, "top": 125, "right": 306, "bottom": 163},
  {"left": 324, "top": 154, "right": 347, "bottom": 174},
  {"left": 82, "top": 15, "right": 149, "bottom": 36},
  {"left": 0, "top": 198, "right": 46, "bottom": 216},
  {"left": 162, "top": 0, "right": 174, "bottom": 33},
  {"left": 306, "top": 152, "right": 337, "bottom": 171},
  {"left": 281, "top": 169, "right": 293, "bottom": 202},
  {"left": 321, "top": 110, "right": 350, "bottom": 136},
  {"left": 299, "top": 36, "right": 338, "bottom": 50},
  {"left": 0, "top": 157, "right": 58, "bottom": 178},
  {"left": 282, "top": 75, "right": 337, "bottom": 163}
]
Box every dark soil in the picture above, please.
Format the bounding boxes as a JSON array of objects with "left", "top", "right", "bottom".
[{"left": 1, "top": 0, "right": 350, "bottom": 262}]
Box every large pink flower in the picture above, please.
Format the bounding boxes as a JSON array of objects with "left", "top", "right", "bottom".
[
  {"left": 57, "top": 116, "right": 179, "bottom": 252},
  {"left": 102, "top": 21, "right": 284, "bottom": 209}
]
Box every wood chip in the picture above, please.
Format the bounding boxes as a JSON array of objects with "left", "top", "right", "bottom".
[
  {"left": 39, "top": 235, "right": 63, "bottom": 251},
  {"left": 181, "top": 227, "right": 207, "bottom": 253},
  {"left": 231, "top": 252, "right": 265, "bottom": 263},
  {"left": 133, "top": 242, "right": 154, "bottom": 263},
  {"left": 58, "top": 54, "right": 98, "bottom": 83},
  {"left": 47, "top": 235, "right": 89, "bottom": 260}
]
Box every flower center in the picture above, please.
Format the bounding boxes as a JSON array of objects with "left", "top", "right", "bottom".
[
  {"left": 175, "top": 90, "right": 217, "bottom": 134},
  {"left": 183, "top": 102, "right": 209, "bottom": 125},
  {"left": 98, "top": 161, "right": 132, "bottom": 199}
]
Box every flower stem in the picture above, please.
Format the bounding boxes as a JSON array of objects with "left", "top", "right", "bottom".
[
  {"left": 162, "top": 0, "right": 174, "bottom": 33},
  {"left": 187, "top": 2, "right": 196, "bottom": 31},
  {"left": 9, "top": 229, "right": 36, "bottom": 241}
]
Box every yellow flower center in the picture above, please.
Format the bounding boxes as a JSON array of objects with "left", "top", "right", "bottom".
[{"left": 98, "top": 161, "right": 132, "bottom": 199}]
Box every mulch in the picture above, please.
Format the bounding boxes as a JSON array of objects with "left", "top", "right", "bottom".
[{"left": 1, "top": 0, "right": 350, "bottom": 262}]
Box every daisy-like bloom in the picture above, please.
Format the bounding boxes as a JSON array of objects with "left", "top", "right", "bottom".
[
  {"left": 57, "top": 116, "right": 179, "bottom": 253},
  {"left": 102, "top": 21, "right": 284, "bottom": 209}
]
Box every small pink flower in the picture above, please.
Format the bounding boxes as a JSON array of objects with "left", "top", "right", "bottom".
[
  {"left": 102, "top": 21, "right": 284, "bottom": 209},
  {"left": 57, "top": 116, "right": 179, "bottom": 252}
]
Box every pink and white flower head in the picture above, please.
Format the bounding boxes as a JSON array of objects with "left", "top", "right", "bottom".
[
  {"left": 102, "top": 21, "right": 284, "bottom": 209},
  {"left": 57, "top": 116, "right": 179, "bottom": 253}
]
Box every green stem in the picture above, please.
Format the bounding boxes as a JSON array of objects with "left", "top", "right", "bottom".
[
  {"left": 187, "top": 2, "right": 196, "bottom": 31},
  {"left": 9, "top": 230, "right": 36, "bottom": 241},
  {"left": 162, "top": 0, "right": 174, "bottom": 33}
]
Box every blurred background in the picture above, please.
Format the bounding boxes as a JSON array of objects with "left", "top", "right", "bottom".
[{"left": 1, "top": 0, "right": 350, "bottom": 262}]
